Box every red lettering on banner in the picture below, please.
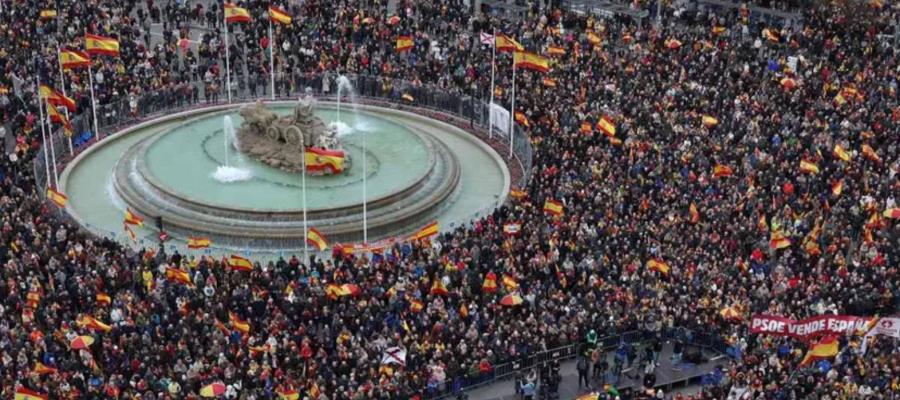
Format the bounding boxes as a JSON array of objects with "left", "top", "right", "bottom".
[{"left": 749, "top": 314, "right": 872, "bottom": 340}]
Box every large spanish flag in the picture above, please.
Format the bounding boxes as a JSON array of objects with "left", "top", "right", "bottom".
[
  {"left": 85, "top": 34, "right": 120, "bottom": 56},
  {"left": 395, "top": 35, "right": 414, "bottom": 52},
  {"left": 47, "top": 188, "right": 68, "bottom": 208},
  {"left": 39, "top": 84, "right": 76, "bottom": 112},
  {"left": 230, "top": 312, "right": 251, "bottom": 333},
  {"left": 46, "top": 103, "right": 74, "bottom": 136},
  {"left": 307, "top": 227, "right": 328, "bottom": 250},
  {"left": 799, "top": 335, "right": 839, "bottom": 366},
  {"left": 15, "top": 387, "right": 48, "bottom": 400},
  {"left": 187, "top": 237, "right": 211, "bottom": 249},
  {"left": 769, "top": 230, "right": 791, "bottom": 250},
  {"left": 647, "top": 259, "right": 671, "bottom": 275},
  {"left": 543, "top": 199, "right": 564, "bottom": 216},
  {"left": 410, "top": 221, "right": 438, "bottom": 241},
  {"left": 124, "top": 208, "right": 144, "bottom": 226},
  {"left": 224, "top": 3, "right": 251, "bottom": 23},
  {"left": 513, "top": 51, "right": 550, "bottom": 73},
  {"left": 596, "top": 116, "right": 616, "bottom": 137},
  {"left": 228, "top": 255, "right": 254, "bottom": 271},
  {"left": 268, "top": 6, "right": 292, "bottom": 25},
  {"left": 77, "top": 315, "right": 112, "bottom": 333},
  {"left": 60, "top": 49, "right": 91, "bottom": 69},
  {"left": 165, "top": 267, "right": 194, "bottom": 287},
  {"left": 305, "top": 147, "right": 345, "bottom": 174},
  {"left": 496, "top": 34, "right": 524, "bottom": 52}
]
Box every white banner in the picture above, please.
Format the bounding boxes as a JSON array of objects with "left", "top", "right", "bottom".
[
  {"left": 869, "top": 317, "right": 900, "bottom": 338},
  {"left": 489, "top": 102, "right": 510, "bottom": 137}
]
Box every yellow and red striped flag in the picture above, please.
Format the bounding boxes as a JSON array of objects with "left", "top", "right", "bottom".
[
  {"left": 861, "top": 144, "right": 881, "bottom": 163},
  {"left": 482, "top": 272, "right": 498, "bottom": 293},
  {"left": 831, "top": 180, "right": 843, "bottom": 197},
  {"left": 513, "top": 51, "right": 550, "bottom": 73},
  {"left": 883, "top": 208, "right": 900, "bottom": 219},
  {"left": 307, "top": 227, "right": 328, "bottom": 250},
  {"left": 501, "top": 274, "right": 518, "bottom": 291},
  {"left": 701, "top": 115, "right": 719, "bottom": 127},
  {"left": 430, "top": 279, "right": 449, "bottom": 296},
  {"left": 124, "top": 209, "right": 144, "bottom": 226},
  {"left": 39, "top": 84, "right": 76, "bottom": 112},
  {"left": 832, "top": 144, "right": 851, "bottom": 162},
  {"left": 396, "top": 35, "right": 414, "bottom": 52},
  {"left": 77, "top": 315, "right": 112, "bottom": 333},
  {"left": 689, "top": 202, "right": 700, "bottom": 224},
  {"left": 96, "top": 292, "right": 111, "bottom": 305},
  {"left": 59, "top": 49, "right": 91, "bottom": 69},
  {"left": 187, "top": 237, "right": 211, "bottom": 249},
  {"left": 15, "top": 387, "right": 48, "bottom": 400},
  {"left": 799, "top": 160, "right": 819, "bottom": 174},
  {"left": 39, "top": 9, "right": 57, "bottom": 19},
  {"left": 596, "top": 116, "right": 616, "bottom": 137},
  {"left": 230, "top": 312, "right": 251, "bottom": 333},
  {"left": 546, "top": 45, "right": 566, "bottom": 56},
  {"left": 47, "top": 188, "right": 68, "bottom": 207},
  {"left": 514, "top": 111, "right": 529, "bottom": 127},
  {"left": 711, "top": 26, "right": 727, "bottom": 35},
  {"left": 799, "top": 335, "right": 839, "bottom": 366},
  {"left": 647, "top": 259, "right": 671, "bottom": 275},
  {"left": 543, "top": 199, "right": 564, "bottom": 216},
  {"left": 85, "top": 34, "right": 120, "bottom": 56},
  {"left": 580, "top": 121, "right": 593, "bottom": 134},
  {"left": 509, "top": 188, "right": 527, "bottom": 200},
  {"left": 32, "top": 362, "right": 58, "bottom": 375},
  {"left": 410, "top": 221, "right": 438, "bottom": 241},
  {"left": 46, "top": 102, "right": 74, "bottom": 136},
  {"left": 268, "top": 6, "right": 292, "bottom": 25},
  {"left": 713, "top": 165, "right": 733, "bottom": 178},
  {"left": 165, "top": 267, "right": 194, "bottom": 287},
  {"left": 224, "top": 3, "right": 251, "bottom": 23},
  {"left": 769, "top": 230, "right": 791, "bottom": 250},
  {"left": 228, "top": 255, "right": 254, "bottom": 271},
  {"left": 495, "top": 34, "right": 524, "bottom": 52}
]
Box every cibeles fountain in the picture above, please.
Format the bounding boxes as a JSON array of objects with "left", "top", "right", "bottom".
[{"left": 58, "top": 80, "right": 512, "bottom": 255}]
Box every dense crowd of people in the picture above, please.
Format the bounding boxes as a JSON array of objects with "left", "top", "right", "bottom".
[{"left": 1, "top": 0, "right": 899, "bottom": 399}]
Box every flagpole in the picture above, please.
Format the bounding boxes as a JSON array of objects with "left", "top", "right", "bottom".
[
  {"left": 56, "top": 43, "right": 73, "bottom": 154},
  {"left": 224, "top": 9, "right": 232, "bottom": 103},
  {"left": 269, "top": 15, "right": 275, "bottom": 100},
  {"left": 34, "top": 69, "right": 52, "bottom": 187},
  {"left": 488, "top": 27, "right": 496, "bottom": 139},
  {"left": 509, "top": 61, "right": 516, "bottom": 159},
  {"left": 363, "top": 128, "right": 368, "bottom": 244},
  {"left": 87, "top": 62, "right": 100, "bottom": 141},
  {"left": 45, "top": 99, "right": 60, "bottom": 186},
  {"left": 302, "top": 134, "right": 308, "bottom": 262}
]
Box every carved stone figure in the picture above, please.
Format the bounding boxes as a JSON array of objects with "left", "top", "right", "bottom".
[{"left": 234, "top": 97, "right": 348, "bottom": 175}]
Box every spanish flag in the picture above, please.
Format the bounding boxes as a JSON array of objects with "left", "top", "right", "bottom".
[
  {"left": 543, "top": 199, "right": 564, "bottom": 216},
  {"left": 832, "top": 144, "right": 851, "bottom": 162},
  {"left": 77, "top": 315, "right": 112, "bottom": 333},
  {"left": 647, "top": 259, "right": 670, "bottom": 275},
  {"left": 59, "top": 49, "right": 91, "bottom": 69},
  {"left": 32, "top": 362, "right": 58, "bottom": 375},
  {"left": 546, "top": 45, "right": 566, "bottom": 56},
  {"left": 689, "top": 202, "right": 700, "bottom": 223},
  {"left": 596, "top": 116, "right": 616, "bottom": 137},
  {"left": 509, "top": 188, "right": 527, "bottom": 200},
  {"left": 39, "top": 84, "right": 76, "bottom": 112},
  {"left": 124, "top": 208, "right": 144, "bottom": 226},
  {"left": 799, "top": 335, "right": 839, "bottom": 367},
  {"left": 799, "top": 160, "right": 819, "bottom": 174},
  {"left": 711, "top": 26, "right": 727, "bottom": 35},
  {"left": 14, "top": 387, "right": 48, "bottom": 400},
  {"left": 96, "top": 292, "right": 111, "bottom": 305},
  {"left": 228, "top": 255, "right": 254, "bottom": 271},
  {"left": 85, "top": 34, "right": 120, "bottom": 56},
  {"left": 542, "top": 77, "right": 557, "bottom": 87},
  {"left": 39, "top": 9, "right": 57, "bottom": 19},
  {"left": 831, "top": 179, "right": 843, "bottom": 197},
  {"left": 861, "top": 144, "right": 881, "bottom": 163},
  {"left": 165, "top": 267, "right": 194, "bottom": 287},
  {"left": 409, "top": 298, "right": 424, "bottom": 312},
  {"left": 580, "top": 121, "right": 593, "bottom": 134},
  {"left": 410, "top": 221, "right": 439, "bottom": 241},
  {"left": 307, "top": 227, "right": 328, "bottom": 250},
  {"left": 514, "top": 111, "right": 530, "bottom": 127},
  {"left": 883, "top": 208, "right": 900, "bottom": 219},
  {"left": 46, "top": 103, "right": 74, "bottom": 136},
  {"left": 277, "top": 387, "right": 300, "bottom": 400},
  {"left": 482, "top": 271, "right": 498, "bottom": 293},
  {"left": 495, "top": 34, "right": 524, "bottom": 52},
  {"left": 701, "top": 115, "right": 719, "bottom": 127},
  {"left": 713, "top": 165, "right": 733, "bottom": 177},
  {"left": 224, "top": 3, "right": 251, "bottom": 23},
  {"left": 268, "top": 6, "right": 292, "bottom": 25},
  {"left": 586, "top": 32, "right": 602, "bottom": 46},
  {"left": 430, "top": 279, "right": 449, "bottom": 296},
  {"left": 396, "top": 35, "right": 414, "bottom": 52},
  {"left": 769, "top": 230, "right": 791, "bottom": 250},
  {"left": 47, "top": 188, "right": 68, "bottom": 207},
  {"left": 187, "top": 237, "right": 211, "bottom": 249},
  {"left": 501, "top": 274, "right": 518, "bottom": 291},
  {"left": 229, "top": 312, "right": 251, "bottom": 333},
  {"left": 513, "top": 51, "right": 550, "bottom": 73},
  {"left": 305, "top": 147, "right": 345, "bottom": 174}
]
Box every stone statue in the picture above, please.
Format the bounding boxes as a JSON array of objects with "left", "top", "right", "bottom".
[{"left": 234, "top": 97, "right": 348, "bottom": 175}]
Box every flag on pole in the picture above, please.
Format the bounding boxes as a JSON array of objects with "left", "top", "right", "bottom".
[
  {"left": 543, "top": 199, "right": 564, "bottom": 216},
  {"left": 46, "top": 103, "right": 74, "bottom": 136},
  {"left": 546, "top": 45, "right": 566, "bottom": 56},
  {"left": 268, "top": 6, "right": 292, "bottom": 24},
  {"left": 32, "top": 362, "right": 58, "bottom": 376},
  {"left": 187, "top": 237, "right": 211, "bottom": 249},
  {"left": 228, "top": 255, "right": 254, "bottom": 271},
  {"left": 799, "top": 160, "right": 819, "bottom": 174},
  {"left": 307, "top": 227, "right": 328, "bottom": 250},
  {"left": 496, "top": 34, "right": 524, "bottom": 52},
  {"left": 47, "top": 188, "right": 68, "bottom": 207},
  {"left": 77, "top": 315, "right": 113, "bottom": 333},
  {"left": 647, "top": 259, "right": 671, "bottom": 275},
  {"left": 124, "top": 209, "right": 144, "bottom": 226},
  {"left": 799, "top": 335, "right": 839, "bottom": 366},
  {"left": 832, "top": 144, "right": 851, "bottom": 162},
  {"left": 395, "top": 35, "right": 414, "bottom": 52},
  {"left": 410, "top": 221, "right": 439, "bottom": 241},
  {"left": 596, "top": 116, "right": 616, "bottom": 137},
  {"left": 224, "top": 3, "right": 252, "bottom": 23},
  {"left": 513, "top": 51, "right": 550, "bottom": 73},
  {"left": 165, "top": 267, "right": 194, "bottom": 287},
  {"left": 59, "top": 49, "right": 91, "bottom": 69},
  {"left": 229, "top": 312, "right": 251, "bottom": 333},
  {"left": 769, "top": 229, "right": 792, "bottom": 250},
  {"left": 482, "top": 272, "right": 499, "bottom": 293},
  {"left": 85, "top": 34, "right": 120, "bottom": 56},
  {"left": 39, "top": 84, "right": 76, "bottom": 112}
]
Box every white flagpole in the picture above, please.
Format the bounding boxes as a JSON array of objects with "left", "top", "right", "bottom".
[
  {"left": 269, "top": 16, "right": 275, "bottom": 100},
  {"left": 363, "top": 129, "right": 368, "bottom": 244},
  {"left": 34, "top": 73, "right": 51, "bottom": 186},
  {"left": 56, "top": 44, "right": 73, "bottom": 154},
  {"left": 87, "top": 62, "right": 100, "bottom": 141},
  {"left": 509, "top": 60, "right": 516, "bottom": 159},
  {"left": 46, "top": 100, "right": 59, "bottom": 186},
  {"left": 302, "top": 135, "right": 308, "bottom": 262},
  {"left": 488, "top": 27, "right": 496, "bottom": 139},
  {"left": 224, "top": 9, "right": 232, "bottom": 103}
]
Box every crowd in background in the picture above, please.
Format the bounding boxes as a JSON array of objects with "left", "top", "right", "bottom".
[{"left": 1, "top": 0, "right": 899, "bottom": 399}]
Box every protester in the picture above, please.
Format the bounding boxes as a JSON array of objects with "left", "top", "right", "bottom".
[{"left": 0, "top": 0, "right": 898, "bottom": 399}]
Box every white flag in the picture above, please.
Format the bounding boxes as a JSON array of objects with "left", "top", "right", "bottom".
[
  {"left": 381, "top": 346, "right": 407, "bottom": 366},
  {"left": 480, "top": 32, "right": 494, "bottom": 45}
]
